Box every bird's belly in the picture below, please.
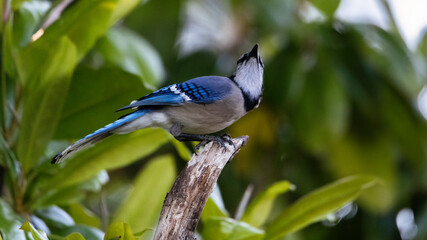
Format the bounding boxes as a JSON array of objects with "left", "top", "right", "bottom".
[{"left": 165, "top": 102, "right": 245, "bottom": 134}]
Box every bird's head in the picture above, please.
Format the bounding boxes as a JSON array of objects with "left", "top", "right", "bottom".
[{"left": 232, "top": 44, "right": 264, "bottom": 109}]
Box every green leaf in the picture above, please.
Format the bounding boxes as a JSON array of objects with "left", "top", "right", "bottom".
[
  {"left": 20, "top": 222, "right": 48, "bottom": 240},
  {"left": 291, "top": 62, "right": 348, "bottom": 153},
  {"left": 54, "top": 66, "right": 149, "bottom": 139},
  {"left": 0, "top": 134, "right": 20, "bottom": 183},
  {"left": 32, "top": 0, "right": 116, "bottom": 61},
  {"left": 35, "top": 206, "right": 74, "bottom": 228},
  {"left": 133, "top": 228, "right": 154, "bottom": 238},
  {"left": 16, "top": 36, "right": 77, "bottom": 172},
  {"left": 357, "top": 26, "right": 421, "bottom": 97},
  {"left": 13, "top": 0, "right": 144, "bottom": 88},
  {"left": 114, "top": 155, "right": 176, "bottom": 230},
  {"left": 31, "top": 184, "right": 85, "bottom": 210},
  {"left": 14, "top": 1, "right": 113, "bottom": 84},
  {"left": 65, "top": 232, "right": 86, "bottom": 240},
  {"left": 241, "top": 181, "right": 295, "bottom": 228},
  {"left": 202, "top": 217, "right": 264, "bottom": 240},
  {"left": 170, "top": 137, "right": 192, "bottom": 161},
  {"left": 56, "top": 225, "right": 104, "bottom": 240},
  {"left": 265, "top": 175, "right": 378, "bottom": 239},
  {"left": 32, "top": 171, "right": 108, "bottom": 209},
  {"left": 96, "top": 27, "right": 165, "bottom": 89},
  {"left": 309, "top": 0, "right": 341, "bottom": 18},
  {"left": 419, "top": 31, "right": 427, "bottom": 58},
  {"left": 42, "top": 129, "right": 169, "bottom": 191},
  {"left": 11, "top": 0, "right": 32, "bottom": 9},
  {"left": 4, "top": 1, "right": 50, "bottom": 78},
  {"left": 64, "top": 203, "right": 101, "bottom": 228},
  {"left": 0, "top": 199, "right": 27, "bottom": 240},
  {"left": 12, "top": 0, "right": 51, "bottom": 47},
  {"left": 36, "top": 0, "right": 141, "bottom": 61},
  {"left": 110, "top": 0, "right": 141, "bottom": 25},
  {"left": 201, "top": 186, "right": 229, "bottom": 222},
  {"left": 104, "top": 222, "right": 135, "bottom": 240},
  {"left": 329, "top": 135, "right": 397, "bottom": 213},
  {"left": 2, "top": 23, "right": 18, "bottom": 79}
]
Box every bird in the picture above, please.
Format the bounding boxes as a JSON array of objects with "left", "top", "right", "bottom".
[{"left": 51, "top": 44, "right": 264, "bottom": 164}]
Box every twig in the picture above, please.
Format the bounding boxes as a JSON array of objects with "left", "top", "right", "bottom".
[
  {"left": 153, "top": 136, "right": 249, "bottom": 240},
  {"left": 41, "top": 0, "right": 75, "bottom": 29},
  {"left": 234, "top": 184, "right": 254, "bottom": 220}
]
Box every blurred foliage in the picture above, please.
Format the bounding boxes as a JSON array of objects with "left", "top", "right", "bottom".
[{"left": 1, "top": 0, "right": 426, "bottom": 239}]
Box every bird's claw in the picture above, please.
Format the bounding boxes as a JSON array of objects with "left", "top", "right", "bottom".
[
  {"left": 219, "top": 134, "right": 236, "bottom": 149},
  {"left": 194, "top": 134, "right": 235, "bottom": 155},
  {"left": 195, "top": 140, "right": 208, "bottom": 155}
]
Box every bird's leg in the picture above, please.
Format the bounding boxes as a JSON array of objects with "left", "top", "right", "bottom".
[{"left": 169, "top": 124, "right": 235, "bottom": 153}]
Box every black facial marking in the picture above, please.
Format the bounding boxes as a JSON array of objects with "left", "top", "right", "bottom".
[
  {"left": 240, "top": 89, "right": 262, "bottom": 112},
  {"left": 237, "top": 53, "right": 249, "bottom": 65}
]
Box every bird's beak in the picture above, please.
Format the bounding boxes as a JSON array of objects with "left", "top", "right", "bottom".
[{"left": 248, "top": 44, "right": 259, "bottom": 58}]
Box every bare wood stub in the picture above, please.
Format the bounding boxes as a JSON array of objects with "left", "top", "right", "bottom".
[{"left": 153, "top": 136, "right": 249, "bottom": 240}]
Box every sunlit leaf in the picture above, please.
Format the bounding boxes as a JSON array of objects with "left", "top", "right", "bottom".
[
  {"left": 114, "top": 155, "right": 176, "bottom": 231},
  {"left": 12, "top": 0, "right": 50, "bottom": 47},
  {"left": 64, "top": 203, "right": 101, "bottom": 228},
  {"left": 56, "top": 225, "right": 104, "bottom": 240},
  {"left": 65, "top": 232, "right": 86, "bottom": 240},
  {"left": 13, "top": 0, "right": 145, "bottom": 89},
  {"left": 0, "top": 199, "right": 26, "bottom": 240},
  {"left": 96, "top": 27, "right": 165, "bottom": 89},
  {"left": 16, "top": 36, "right": 77, "bottom": 173},
  {"left": 55, "top": 66, "right": 149, "bottom": 139},
  {"left": 309, "top": 0, "right": 341, "bottom": 18},
  {"left": 133, "top": 228, "right": 154, "bottom": 238},
  {"left": 26, "top": 0, "right": 116, "bottom": 62},
  {"left": 35, "top": 206, "right": 74, "bottom": 228},
  {"left": 110, "top": 0, "right": 141, "bottom": 25},
  {"left": 170, "top": 137, "right": 192, "bottom": 161},
  {"left": 265, "top": 175, "right": 377, "bottom": 239},
  {"left": 202, "top": 217, "right": 264, "bottom": 240},
  {"left": 241, "top": 181, "right": 295, "bottom": 228},
  {"left": 20, "top": 222, "right": 48, "bottom": 240},
  {"left": 104, "top": 222, "right": 135, "bottom": 240},
  {"left": 201, "top": 186, "right": 230, "bottom": 222},
  {"left": 42, "top": 129, "right": 169, "bottom": 191},
  {"left": 14, "top": 1, "right": 112, "bottom": 84},
  {"left": 32, "top": 171, "right": 108, "bottom": 209},
  {"left": 11, "top": 0, "right": 32, "bottom": 9}
]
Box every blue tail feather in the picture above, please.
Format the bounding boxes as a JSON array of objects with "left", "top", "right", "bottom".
[
  {"left": 77, "top": 110, "right": 147, "bottom": 143},
  {"left": 51, "top": 110, "right": 149, "bottom": 164}
]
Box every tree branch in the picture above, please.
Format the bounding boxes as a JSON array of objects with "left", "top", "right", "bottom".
[{"left": 153, "top": 136, "right": 249, "bottom": 240}]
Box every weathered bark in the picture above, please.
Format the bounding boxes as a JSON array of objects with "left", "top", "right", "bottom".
[{"left": 153, "top": 136, "right": 249, "bottom": 240}]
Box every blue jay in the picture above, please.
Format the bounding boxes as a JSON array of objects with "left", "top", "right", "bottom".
[{"left": 52, "top": 44, "right": 264, "bottom": 164}]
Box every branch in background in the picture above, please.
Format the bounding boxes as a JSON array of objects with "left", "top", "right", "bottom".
[
  {"left": 42, "top": 0, "right": 75, "bottom": 29},
  {"left": 234, "top": 184, "right": 254, "bottom": 220},
  {"left": 3, "top": 0, "right": 9, "bottom": 22},
  {"left": 153, "top": 136, "right": 249, "bottom": 240}
]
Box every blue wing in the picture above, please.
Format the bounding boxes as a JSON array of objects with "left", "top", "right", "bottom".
[{"left": 116, "top": 76, "right": 233, "bottom": 112}]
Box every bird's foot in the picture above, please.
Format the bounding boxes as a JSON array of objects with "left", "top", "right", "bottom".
[{"left": 195, "top": 134, "right": 235, "bottom": 154}]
